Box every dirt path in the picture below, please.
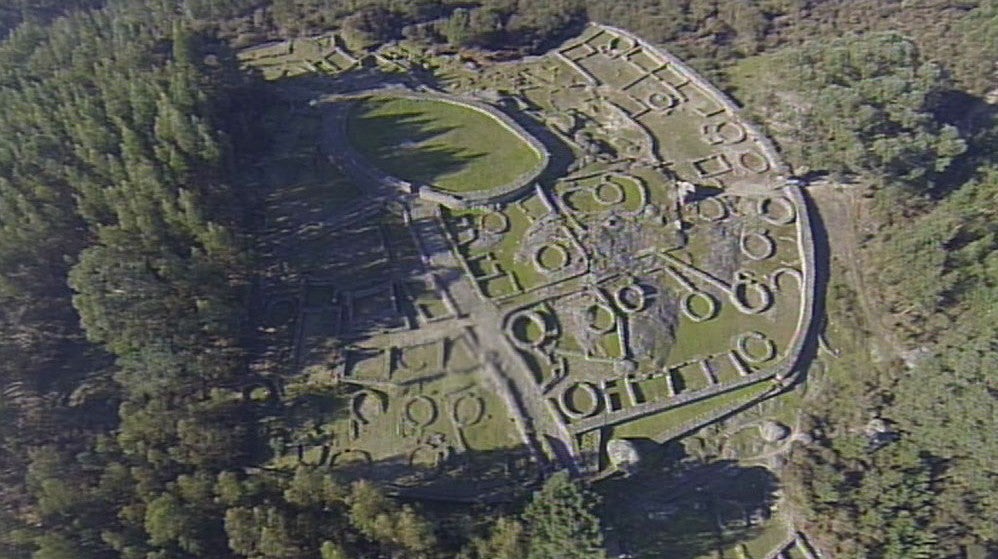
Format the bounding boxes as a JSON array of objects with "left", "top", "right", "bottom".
[
  {"left": 406, "top": 200, "right": 580, "bottom": 472},
  {"left": 805, "top": 181, "right": 904, "bottom": 363}
]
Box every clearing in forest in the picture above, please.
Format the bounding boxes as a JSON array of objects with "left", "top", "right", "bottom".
[
  {"left": 346, "top": 93, "right": 544, "bottom": 193},
  {"left": 241, "top": 23, "right": 822, "bottom": 556}
]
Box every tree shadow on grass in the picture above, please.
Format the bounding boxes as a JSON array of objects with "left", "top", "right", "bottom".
[
  {"left": 241, "top": 71, "right": 577, "bottom": 507},
  {"left": 348, "top": 101, "right": 486, "bottom": 188},
  {"left": 267, "top": 444, "right": 542, "bottom": 504}
]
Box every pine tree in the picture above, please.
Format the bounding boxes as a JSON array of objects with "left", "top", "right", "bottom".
[{"left": 523, "top": 472, "right": 606, "bottom": 559}]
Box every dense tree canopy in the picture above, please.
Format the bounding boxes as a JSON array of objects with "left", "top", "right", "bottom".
[
  {"left": 0, "top": 1, "right": 994, "bottom": 558},
  {"left": 522, "top": 472, "right": 606, "bottom": 559},
  {"left": 766, "top": 32, "right": 967, "bottom": 187}
]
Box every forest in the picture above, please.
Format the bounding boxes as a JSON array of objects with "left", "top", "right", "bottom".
[{"left": 0, "top": 0, "right": 994, "bottom": 558}]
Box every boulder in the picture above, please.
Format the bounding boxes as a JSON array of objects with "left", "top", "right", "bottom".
[
  {"left": 606, "top": 438, "right": 641, "bottom": 473},
  {"left": 759, "top": 420, "right": 790, "bottom": 443}
]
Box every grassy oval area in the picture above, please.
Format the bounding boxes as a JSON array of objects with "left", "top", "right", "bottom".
[{"left": 345, "top": 94, "right": 543, "bottom": 194}]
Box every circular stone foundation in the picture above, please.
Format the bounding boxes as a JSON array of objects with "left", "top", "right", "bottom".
[
  {"left": 352, "top": 390, "right": 387, "bottom": 424},
  {"left": 405, "top": 396, "right": 439, "bottom": 427},
  {"left": 239, "top": 24, "right": 819, "bottom": 495},
  {"left": 508, "top": 310, "right": 552, "bottom": 349},
  {"left": 615, "top": 284, "right": 648, "bottom": 313},
  {"left": 534, "top": 244, "right": 571, "bottom": 273},
  {"left": 453, "top": 394, "right": 486, "bottom": 427},
  {"left": 561, "top": 382, "right": 602, "bottom": 418},
  {"left": 731, "top": 273, "right": 774, "bottom": 315},
  {"left": 585, "top": 303, "right": 617, "bottom": 333},
  {"left": 735, "top": 331, "right": 777, "bottom": 363},
  {"left": 740, "top": 230, "right": 776, "bottom": 261},
  {"left": 682, "top": 291, "right": 719, "bottom": 322},
  {"left": 738, "top": 151, "right": 770, "bottom": 173},
  {"left": 481, "top": 211, "right": 511, "bottom": 234},
  {"left": 594, "top": 179, "right": 626, "bottom": 205},
  {"left": 757, "top": 196, "right": 796, "bottom": 225},
  {"left": 696, "top": 197, "right": 729, "bottom": 221}
]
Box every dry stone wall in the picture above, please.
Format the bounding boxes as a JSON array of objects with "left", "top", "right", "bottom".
[
  {"left": 327, "top": 87, "right": 550, "bottom": 209},
  {"left": 241, "top": 24, "right": 820, "bottom": 518}
]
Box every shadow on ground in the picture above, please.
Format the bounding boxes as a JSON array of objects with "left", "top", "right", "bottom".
[
  {"left": 236, "top": 66, "right": 584, "bottom": 505},
  {"left": 346, "top": 101, "right": 484, "bottom": 186},
  {"left": 596, "top": 442, "right": 781, "bottom": 559}
]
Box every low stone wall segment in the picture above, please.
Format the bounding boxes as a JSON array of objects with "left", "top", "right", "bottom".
[
  {"left": 598, "top": 24, "right": 816, "bottom": 384},
  {"left": 599, "top": 24, "right": 789, "bottom": 176}
]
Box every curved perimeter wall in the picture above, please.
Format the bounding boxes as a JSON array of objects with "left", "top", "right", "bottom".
[
  {"left": 596, "top": 24, "right": 817, "bottom": 386},
  {"left": 330, "top": 33, "right": 816, "bottom": 392},
  {"left": 334, "top": 86, "right": 550, "bottom": 209},
  {"left": 599, "top": 24, "right": 789, "bottom": 177}
]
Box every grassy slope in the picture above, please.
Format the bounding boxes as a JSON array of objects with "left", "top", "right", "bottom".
[
  {"left": 610, "top": 379, "right": 775, "bottom": 441},
  {"left": 346, "top": 95, "right": 541, "bottom": 193}
]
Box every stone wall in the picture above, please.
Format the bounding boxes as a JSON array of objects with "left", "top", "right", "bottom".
[
  {"left": 582, "top": 24, "right": 819, "bottom": 418},
  {"left": 598, "top": 24, "right": 817, "bottom": 386},
  {"left": 328, "top": 87, "right": 550, "bottom": 210},
  {"left": 600, "top": 24, "right": 790, "bottom": 176}
]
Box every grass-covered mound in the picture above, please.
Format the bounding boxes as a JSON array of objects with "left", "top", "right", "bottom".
[{"left": 346, "top": 94, "right": 543, "bottom": 193}]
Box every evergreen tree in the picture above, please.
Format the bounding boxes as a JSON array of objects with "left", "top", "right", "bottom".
[
  {"left": 773, "top": 32, "right": 967, "bottom": 188},
  {"left": 522, "top": 472, "right": 605, "bottom": 559}
]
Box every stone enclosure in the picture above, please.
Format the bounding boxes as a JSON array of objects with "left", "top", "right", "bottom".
[{"left": 239, "top": 22, "right": 817, "bottom": 517}]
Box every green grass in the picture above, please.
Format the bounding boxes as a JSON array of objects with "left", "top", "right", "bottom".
[
  {"left": 346, "top": 95, "right": 542, "bottom": 194},
  {"left": 242, "top": 29, "right": 812, "bottom": 506},
  {"left": 443, "top": 203, "right": 546, "bottom": 294},
  {"left": 721, "top": 53, "right": 777, "bottom": 107},
  {"left": 668, "top": 302, "right": 759, "bottom": 366},
  {"left": 272, "top": 367, "right": 527, "bottom": 480},
  {"left": 558, "top": 174, "right": 645, "bottom": 214},
  {"left": 611, "top": 380, "right": 774, "bottom": 441},
  {"left": 740, "top": 519, "right": 793, "bottom": 558}
]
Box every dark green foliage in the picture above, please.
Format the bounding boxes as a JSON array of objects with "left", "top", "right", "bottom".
[
  {"left": 787, "top": 169, "right": 998, "bottom": 558},
  {"left": 459, "top": 516, "right": 528, "bottom": 559},
  {"left": 522, "top": 472, "right": 606, "bottom": 559},
  {"left": 340, "top": 5, "right": 405, "bottom": 49},
  {"left": 441, "top": 7, "right": 503, "bottom": 48},
  {"left": 30, "top": 534, "right": 86, "bottom": 559},
  {"left": 347, "top": 480, "right": 439, "bottom": 556},
  {"left": 788, "top": 438, "right": 940, "bottom": 559},
  {"left": 877, "top": 168, "right": 998, "bottom": 331},
  {"left": 0, "top": 3, "right": 253, "bottom": 557},
  {"left": 0, "top": 1, "right": 995, "bottom": 558},
  {"left": 0, "top": 0, "right": 104, "bottom": 37},
  {"left": 886, "top": 220, "right": 998, "bottom": 548},
  {"left": 947, "top": 0, "right": 998, "bottom": 95},
  {"left": 707, "top": 7, "right": 996, "bottom": 557},
  {"left": 217, "top": 473, "right": 439, "bottom": 558},
  {"left": 232, "top": 0, "right": 586, "bottom": 54},
  {"left": 770, "top": 32, "right": 967, "bottom": 187}
]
